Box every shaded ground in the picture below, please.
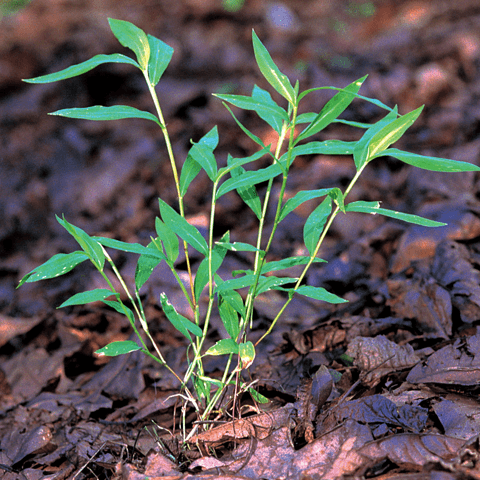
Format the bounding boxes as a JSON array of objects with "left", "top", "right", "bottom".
[{"left": 1, "top": 0, "right": 480, "bottom": 478}]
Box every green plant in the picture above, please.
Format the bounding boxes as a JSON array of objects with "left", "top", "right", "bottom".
[{"left": 18, "top": 18, "right": 480, "bottom": 434}]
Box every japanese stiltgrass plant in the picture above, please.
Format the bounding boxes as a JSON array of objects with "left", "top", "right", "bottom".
[{"left": 18, "top": 18, "right": 480, "bottom": 435}]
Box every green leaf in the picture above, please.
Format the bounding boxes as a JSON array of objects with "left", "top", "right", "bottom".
[
  {"left": 108, "top": 18, "right": 150, "bottom": 70},
  {"left": 260, "top": 256, "right": 326, "bottom": 274},
  {"left": 368, "top": 106, "right": 423, "bottom": 159},
  {"left": 215, "top": 274, "right": 257, "bottom": 294},
  {"left": 95, "top": 340, "right": 142, "bottom": 357},
  {"left": 221, "top": 103, "right": 268, "bottom": 148},
  {"left": 252, "top": 30, "right": 295, "bottom": 104},
  {"left": 17, "top": 251, "right": 88, "bottom": 287},
  {"left": 23, "top": 53, "right": 140, "bottom": 84},
  {"left": 189, "top": 142, "right": 218, "bottom": 181},
  {"left": 215, "top": 241, "right": 262, "bottom": 253},
  {"left": 135, "top": 241, "right": 165, "bottom": 290},
  {"left": 373, "top": 148, "right": 480, "bottom": 173},
  {"left": 353, "top": 107, "right": 398, "bottom": 171},
  {"left": 215, "top": 86, "right": 288, "bottom": 134},
  {"left": 93, "top": 236, "right": 166, "bottom": 259},
  {"left": 159, "top": 292, "right": 202, "bottom": 339},
  {"left": 296, "top": 76, "right": 367, "bottom": 143},
  {"left": 155, "top": 217, "right": 179, "bottom": 263},
  {"left": 292, "top": 285, "right": 347, "bottom": 304},
  {"left": 218, "top": 296, "right": 240, "bottom": 339},
  {"left": 147, "top": 34, "right": 174, "bottom": 86},
  {"left": 59, "top": 289, "right": 115, "bottom": 308},
  {"left": 249, "top": 388, "right": 269, "bottom": 404},
  {"left": 303, "top": 197, "right": 332, "bottom": 256},
  {"left": 205, "top": 338, "right": 239, "bottom": 356},
  {"left": 226, "top": 157, "right": 263, "bottom": 219},
  {"left": 345, "top": 201, "right": 447, "bottom": 227},
  {"left": 51, "top": 105, "right": 160, "bottom": 125},
  {"left": 56, "top": 216, "right": 105, "bottom": 270},
  {"left": 287, "top": 140, "right": 357, "bottom": 158},
  {"left": 180, "top": 127, "right": 219, "bottom": 196},
  {"left": 102, "top": 300, "right": 135, "bottom": 322},
  {"left": 256, "top": 276, "right": 298, "bottom": 295},
  {"left": 215, "top": 277, "right": 246, "bottom": 317},
  {"left": 194, "top": 232, "right": 230, "bottom": 301},
  {"left": 239, "top": 341, "right": 255, "bottom": 369},
  {"left": 216, "top": 162, "right": 283, "bottom": 199},
  {"left": 218, "top": 149, "right": 269, "bottom": 178},
  {"left": 280, "top": 188, "right": 340, "bottom": 222},
  {"left": 158, "top": 199, "right": 208, "bottom": 255}
]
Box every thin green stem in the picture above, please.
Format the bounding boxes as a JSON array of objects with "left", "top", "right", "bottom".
[{"left": 255, "top": 165, "right": 366, "bottom": 346}]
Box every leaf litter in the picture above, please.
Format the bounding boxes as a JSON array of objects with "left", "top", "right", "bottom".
[{"left": 2, "top": 0, "right": 480, "bottom": 478}]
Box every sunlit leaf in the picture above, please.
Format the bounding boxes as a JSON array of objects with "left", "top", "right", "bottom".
[
  {"left": 23, "top": 53, "right": 140, "bottom": 84},
  {"left": 280, "top": 188, "right": 342, "bottom": 222},
  {"left": 158, "top": 199, "right": 208, "bottom": 255},
  {"left": 51, "top": 105, "right": 160, "bottom": 125},
  {"left": 205, "top": 338, "right": 239, "bottom": 356},
  {"left": 296, "top": 75, "right": 367, "bottom": 143},
  {"left": 260, "top": 256, "right": 326, "bottom": 274},
  {"left": 252, "top": 30, "right": 295, "bottom": 104},
  {"left": 108, "top": 18, "right": 150, "bottom": 70}
]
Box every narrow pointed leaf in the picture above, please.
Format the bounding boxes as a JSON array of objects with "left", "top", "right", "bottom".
[
  {"left": 221, "top": 102, "right": 268, "bottom": 148},
  {"left": 252, "top": 30, "right": 295, "bottom": 104},
  {"left": 59, "top": 289, "right": 115, "bottom": 308},
  {"left": 160, "top": 292, "right": 202, "bottom": 339},
  {"left": 135, "top": 241, "right": 166, "bottom": 290},
  {"left": 256, "top": 276, "right": 298, "bottom": 295},
  {"left": 23, "top": 53, "right": 140, "bottom": 84},
  {"left": 216, "top": 162, "right": 283, "bottom": 199},
  {"left": 96, "top": 340, "right": 142, "bottom": 357},
  {"left": 155, "top": 217, "right": 179, "bottom": 263},
  {"left": 215, "top": 274, "right": 257, "bottom": 294},
  {"left": 296, "top": 76, "right": 367, "bottom": 143},
  {"left": 51, "top": 105, "right": 160, "bottom": 125},
  {"left": 205, "top": 338, "right": 239, "bottom": 356},
  {"left": 194, "top": 232, "right": 230, "bottom": 301},
  {"left": 280, "top": 188, "right": 340, "bottom": 222},
  {"left": 158, "top": 199, "right": 208, "bottom": 255},
  {"left": 189, "top": 143, "right": 217, "bottom": 181},
  {"left": 18, "top": 251, "right": 88, "bottom": 287},
  {"left": 218, "top": 297, "right": 240, "bottom": 339},
  {"left": 286, "top": 140, "right": 357, "bottom": 159},
  {"left": 108, "top": 18, "right": 150, "bottom": 70},
  {"left": 373, "top": 148, "right": 480, "bottom": 173},
  {"left": 345, "top": 201, "right": 447, "bottom": 227},
  {"left": 354, "top": 107, "right": 398, "bottom": 171},
  {"left": 260, "top": 256, "right": 326, "bottom": 274},
  {"left": 147, "top": 34, "right": 174, "bottom": 86},
  {"left": 56, "top": 216, "right": 105, "bottom": 270},
  {"left": 293, "top": 285, "right": 347, "bottom": 304},
  {"left": 215, "top": 276, "right": 246, "bottom": 317},
  {"left": 303, "top": 197, "right": 332, "bottom": 256},
  {"left": 215, "top": 242, "right": 262, "bottom": 252},
  {"left": 368, "top": 105, "right": 424, "bottom": 158},
  {"left": 218, "top": 149, "right": 269, "bottom": 177},
  {"left": 102, "top": 300, "right": 135, "bottom": 322},
  {"left": 180, "top": 127, "right": 219, "bottom": 195},
  {"left": 93, "top": 236, "right": 165, "bottom": 258}
]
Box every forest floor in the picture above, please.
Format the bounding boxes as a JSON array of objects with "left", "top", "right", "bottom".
[{"left": 1, "top": 0, "right": 480, "bottom": 478}]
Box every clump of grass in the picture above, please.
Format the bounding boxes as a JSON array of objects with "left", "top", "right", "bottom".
[{"left": 18, "top": 18, "right": 480, "bottom": 437}]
